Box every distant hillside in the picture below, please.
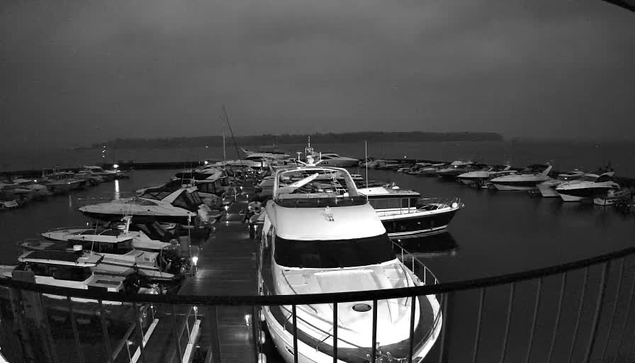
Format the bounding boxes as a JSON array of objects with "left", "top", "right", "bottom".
[{"left": 79, "top": 132, "right": 503, "bottom": 150}]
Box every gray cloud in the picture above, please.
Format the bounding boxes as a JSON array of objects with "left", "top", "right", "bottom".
[{"left": 1, "top": 0, "right": 634, "bottom": 150}]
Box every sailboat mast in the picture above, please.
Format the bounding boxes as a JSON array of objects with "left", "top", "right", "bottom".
[
  {"left": 365, "top": 140, "right": 368, "bottom": 189},
  {"left": 222, "top": 127, "right": 227, "bottom": 161}
]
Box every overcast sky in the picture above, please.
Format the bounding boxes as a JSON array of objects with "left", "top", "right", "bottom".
[{"left": 1, "top": 0, "right": 634, "bottom": 150}]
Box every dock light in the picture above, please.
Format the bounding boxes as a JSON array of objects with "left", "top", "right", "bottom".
[
  {"left": 113, "top": 163, "right": 119, "bottom": 169},
  {"left": 204, "top": 160, "right": 209, "bottom": 165},
  {"left": 259, "top": 331, "right": 266, "bottom": 344},
  {"left": 192, "top": 256, "right": 199, "bottom": 266},
  {"left": 258, "top": 353, "right": 267, "bottom": 363},
  {"left": 245, "top": 313, "right": 251, "bottom": 326},
  {"left": 224, "top": 205, "right": 229, "bottom": 211}
]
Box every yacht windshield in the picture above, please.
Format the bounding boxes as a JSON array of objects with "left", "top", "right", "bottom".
[{"left": 274, "top": 233, "right": 395, "bottom": 268}]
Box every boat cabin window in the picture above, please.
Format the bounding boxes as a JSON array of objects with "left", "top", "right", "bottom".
[
  {"left": 172, "top": 191, "right": 202, "bottom": 211},
  {"left": 274, "top": 233, "right": 396, "bottom": 268},
  {"left": 579, "top": 175, "right": 598, "bottom": 182},
  {"left": 368, "top": 197, "right": 419, "bottom": 209},
  {"left": 595, "top": 175, "right": 614, "bottom": 183},
  {"left": 21, "top": 263, "right": 92, "bottom": 281},
  {"left": 81, "top": 240, "right": 134, "bottom": 254},
  {"left": 139, "top": 190, "right": 173, "bottom": 201}
]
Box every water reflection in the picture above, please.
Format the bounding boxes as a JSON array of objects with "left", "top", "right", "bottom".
[
  {"left": 114, "top": 179, "right": 120, "bottom": 200},
  {"left": 392, "top": 232, "right": 458, "bottom": 257}
]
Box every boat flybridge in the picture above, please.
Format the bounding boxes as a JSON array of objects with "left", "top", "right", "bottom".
[
  {"left": 536, "top": 169, "right": 586, "bottom": 198},
  {"left": 259, "top": 157, "right": 442, "bottom": 363}
]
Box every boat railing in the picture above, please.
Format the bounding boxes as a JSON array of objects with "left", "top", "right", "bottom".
[
  {"left": 392, "top": 240, "right": 441, "bottom": 286},
  {"left": 372, "top": 196, "right": 463, "bottom": 217}
]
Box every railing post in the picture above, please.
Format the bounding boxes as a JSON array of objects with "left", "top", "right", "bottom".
[
  {"left": 524, "top": 277, "right": 543, "bottom": 363},
  {"left": 67, "top": 296, "right": 85, "bottom": 363},
  {"left": 371, "top": 299, "right": 378, "bottom": 363},
  {"left": 408, "top": 294, "right": 416, "bottom": 363},
  {"left": 204, "top": 305, "right": 222, "bottom": 363},
  {"left": 471, "top": 288, "right": 485, "bottom": 363},
  {"left": 499, "top": 283, "right": 515, "bottom": 363},
  {"left": 547, "top": 273, "right": 567, "bottom": 363},
  {"left": 614, "top": 273, "right": 635, "bottom": 363},
  {"left": 133, "top": 302, "right": 146, "bottom": 363},
  {"left": 99, "top": 299, "right": 113, "bottom": 363},
  {"left": 171, "top": 305, "right": 183, "bottom": 361},
  {"left": 333, "top": 302, "right": 338, "bottom": 363},
  {"left": 292, "top": 304, "right": 299, "bottom": 363},
  {"left": 437, "top": 292, "right": 452, "bottom": 363},
  {"left": 601, "top": 258, "right": 625, "bottom": 360},
  {"left": 583, "top": 261, "right": 611, "bottom": 363},
  {"left": 568, "top": 267, "right": 589, "bottom": 363}
]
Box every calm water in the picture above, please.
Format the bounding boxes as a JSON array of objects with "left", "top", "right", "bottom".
[
  {"left": 1, "top": 169, "right": 633, "bottom": 277},
  {"left": 1, "top": 168, "right": 635, "bottom": 362},
  {"left": 3, "top": 139, "right": 635, "bottom": 178}
]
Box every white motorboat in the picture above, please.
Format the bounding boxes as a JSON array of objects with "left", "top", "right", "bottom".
[
  {"left": 536, "top": 169, "right": 585, "bottom": 198},
  {"left": 39, "top": 216, "right": 174, "bottom": 251},
  {"left": 241, "top": 147, "right": 291, "bottom": 160},
  {"left": 42, "top": 171, "right": 88, "bottom": 194},
  {"left": 18, "top": 233, "right": 188, "bottom": 282},
  {"left": 3, "top": 177, "right": 52, "bottom": 200},
  {"left": 416, "top": 163, "right": 447, "bottom": 176},
  {"left": 490, "top": 164, "right": 553, "bottom": 191},
  {"left": 556, "top": 171, "right": 620, "bottom": 202},
  {"left": 313, "top": 152, "right": 360, "bottom": 167},
  {"left": 79, "top": 186, "right": 212, "bottom": 226},
  {"left": 259, "top": 159, "right": 442, "bottom": 363},
  {"left": 436, "top": 160, "right": 475, "bottom": 180},
  {"left": 0, "top": 250, "right": 147, "bottom": 305},
  {"left": 357, "top": 181, "right": 463, "bottom": 238},
  {"left": 457, "top": 165, "right": 516, "bottom": 187}
]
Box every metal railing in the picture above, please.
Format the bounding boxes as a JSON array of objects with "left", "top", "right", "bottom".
[{"left": 2, "top": 246, "right": 635, "bottom": 363}]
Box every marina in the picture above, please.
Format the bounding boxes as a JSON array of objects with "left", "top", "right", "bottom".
[{"left": 1, "top": 145, "right": 635, "bottom": 362}]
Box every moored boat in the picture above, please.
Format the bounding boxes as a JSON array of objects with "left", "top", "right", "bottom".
[
  {"left": 357, "top": 181, "right": 463, "bottom": 238},
  {"left": 490, "top": 164, "right": 553, "bottom": 191},
  {"left": 556, "top": 171, "right": 619, "bottom": 202},
  {"left": 259, "top": 160, "right": 442, "bottom": 363}
]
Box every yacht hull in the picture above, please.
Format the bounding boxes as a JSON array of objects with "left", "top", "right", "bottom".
[
  {"left": 378, "top": 207, "right": 459, "bottom": 238},
  {"left": 492, "top": 181, "right": 541, "bottom": 191},
  {"left": 557, "top": 187, "right": 617, "bottom": 202},
  {"left": 80, "top": 210, "right": 192, "bottom": 225},
  {"left": 263, "top": 294, "right": 441, "bottom": 363}
]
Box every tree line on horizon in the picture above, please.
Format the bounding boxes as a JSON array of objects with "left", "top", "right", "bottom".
[{"left": 82, "top": 131, "right": 503, "bottom": 150}]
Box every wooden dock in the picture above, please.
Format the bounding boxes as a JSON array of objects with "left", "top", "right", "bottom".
[{"left": 137, "top": 223, "right": 258, "bottom": 363}]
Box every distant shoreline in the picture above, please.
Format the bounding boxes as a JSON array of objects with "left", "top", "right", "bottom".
[{"left": 73, "top": 132, "right": 504, "bottom": 150}]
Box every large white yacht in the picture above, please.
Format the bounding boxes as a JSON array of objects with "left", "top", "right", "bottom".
[
  {"left": 490, "top": 164, "right": 553, "bottom": 191},
  {"left": 536, "top": 169, "right": 585, "bottom": 198},
  {"left": 259, "top": 159, "right": 442, "bottom": 363},
  {"left": 357, "top": 181, "right": 462, "bottom": 238},
  {"left": 555, "top": 171, "right": 620, "bottom": 202},
  {"left": 314, "top": 152, "right": 360, "bottom": 167},
  {"left": 456, "top": 165, "right": 516, "bottom": 187},
  {"left": 79, "top": 186, "right": 212, "bottom": 226}
]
